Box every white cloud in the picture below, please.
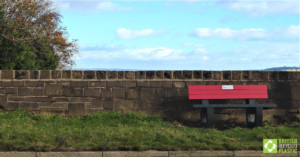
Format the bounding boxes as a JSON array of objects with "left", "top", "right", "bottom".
[
  {"left": 116, "top": 28, "right": 157, "bottom": 39},
  {"left": 192, "top": 27, "right": 267, "bottom": 40},
  {"left": 219, "top": 0, "right": 299, "bottom": 16},
  {"left": 97, "top": 1, "right": 116, "bottom": 11},
  {"left": 284, "top": 25, "right": 300, "bottom": 37}
]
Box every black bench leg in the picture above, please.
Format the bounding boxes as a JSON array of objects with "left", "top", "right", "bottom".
[
  {"left": 206, "top": 108, "right": 214, "bottom": 128},
  {"left": 246, "top": 108, "right": 255, "bottom": 127},
  {"left": 200, "top": 109, "right": 207, "bottom": 124},
  {"left": 255, "top": 107, "right": 263, "bottom": 126}
]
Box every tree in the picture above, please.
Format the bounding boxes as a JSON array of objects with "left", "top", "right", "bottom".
[{"left": 0, "top": 0, "right": 78, "bottom": 70}]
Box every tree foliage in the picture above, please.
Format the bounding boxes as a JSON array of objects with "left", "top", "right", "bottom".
[{"left": 0, "top": 0, "right": 78, "bottom": 70}]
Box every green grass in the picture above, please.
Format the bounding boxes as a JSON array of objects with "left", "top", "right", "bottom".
[{"left": 0, "top": 109, "right": 299, "bottom": 151}]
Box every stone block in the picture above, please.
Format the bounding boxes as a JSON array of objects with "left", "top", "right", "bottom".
[
  {"left": 0, "top": 95, "right": 6, "bottom": 108},
  {"left": 70, "top": 81, "right": 88, "bottom": 87},
  {"left": 155, "top": 71, "right": 164, "bottom": 79},
  {"left": 0, "top": 88, "right": 4, "bottom": 94},
  {"left": 290, "top": 72, "right": 300, "bottom": 80},
  {"left": 153, "top": 89, "right": 167, "bottom": 98},
  {"left": 38, "top": 102, "right": 52, "bottom": 107},
  {"left": 193, "top": 71, "right": 202, "bottom": 79},
  {"left": 83, "top": 71, "right": 95, "bottom": 79},
  {"left": 0, "top": 152, "right": 36, "bottom": 157},
  {"left": 232, "top": 71, "right": 242, "bottom": 80},
  {"left": 33, "top": 88, "right": 44, "bottom": 96},
  {"left": 164, "top": 71, "right": 172, "bottom": 79},
  {"left": 20, "top": 102, "right": 39, "bottom": 110},
  {"left": 146, "top": 71, "right": 155, "bottom": 79},
  {"left": 118, "top": 71, "right": 124, "bottom": 79},
  {"left": 234, "top": 150, "right": 296, "bottom": 156},
  {"left": 112, "top": 88, "right": 126, "bottom": 98},
  {"left": 183, "top": 71, "right": 193, "bottom": 79},
  {"left": 190, "top": 151, "right": 234, "bottom": 157},
  {"left": 107, "top": 81, "right": 122, "bottom": 87},
  {"left": 140, "top": 88, "right": 154, "bottom": 99},
  {"left": 242, "top": 71, "right": 250, "bottom": 80},
  {"left": 179, "top": 88, "right": 188, "bottom": 98},
  {"left": 269, "top": 71, "right": 278, "bottom": 81},
  {"left": 122, "top": 81, "right": 136, "bottom": 87},
  {"left": 51, "top": 70, "right": 62, "bottom": 79},
  {"left": 24, "top": 81, "right": 44, "bottom": 87},
  {"left": 92, "top": 98, "right": 103, "bottom": 108},
  {"left": 65, "top": 152, "right": 102, "bottom": 157},
  {"left": 279, "top": 72, "right": 289, "bottom": 80},
  {"left": 108, "top": 71, "right": 117, "bottom": 79},
  {"left": 72, "top": 71, "right": 82, "bottom": 79},
  {"left": 115, "top": 99, "right": 136, "bottom": 109},
  {"left": 150, "top": 81, "right": 163, "bottom": 88},
  {"left": 15, "top": 70, "right": 29, "bottom": 79},
  {"left": 167, "top": 88, "right": 179, "bottom": 97},
  {"left": 37, "top": 152, "right": 66, "bottom": 157},
  {"left": 18, "top": 87, "right": 33, "bottom": 96},
  {"left": 53, "top": 102, "right": 68, "bottom": 108},
  {"left": 125, "top": 71, "right": 135, "bottom": 79},
  {"left": 84, "top": 88, "right": 100, "bottom": 97},
  {"left": 8, "top": 96, "right": 25, "bottom": 101},
  {"left": 5, "top": 102, "right": 19, "bottom": 110},
  {"left": 222, "top": 71, "right": 231, "bottom": 80},
  {"left": 103, "top": 99, "right": 114, "bottom": 109},
  {"left": 62, "top": 71, "right": 71, "bottom": 79},
  {"left": 127, "top": 89, "right": 139, "bottom": 99},
  {"left": 44, "top": 84, "right": 61, "bottom": 96},
  {"left": 40, "top": 71, "right": 50, "bottom": 79},
  {"left": 89, "top": 81, "right": 106, "bottom": 87},
  {"left": 25, "top": 96, "right": 55, "bottom": 102},
  {"left": 55, "top": 97, "right": 70, "bottom": 102},
  {"left": 203, "top": 71, "right": 212, "bottom": 80},
  {"left": 135, "top": 71, "right": 146, "bottom": 79},
  {"left": 137, "top": 81, "right": 150, "bottom": 87},
  {"left": 62, "top": 88, "right": 83, "bottom": 97},
  {"left": 100, "top": 88, "right": 112, "bottom": 98},
  {"left": 1, "top": 70, "right": 13, "bottom": 79},
  {"left": 96, "top": 71, "right": 107, "bottom": 79},
  {"left": 173, "top": 81, "right": 186, "bottom": 88},
  {"left": 68, "top": 103, "right": 85, "bottom": 116},
  {"left": 174, "top": 71, "right": 183, "bottom": 79},
  {"left": 162, "top": 81, "right": 173, "bottom": 88},
  {"left": 5, "top": 88, "right": 18, "bottom": 94}
]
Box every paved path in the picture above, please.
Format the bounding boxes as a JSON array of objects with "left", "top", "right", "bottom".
[{"left": 0, "top": 151, "right": 299, "bottom": 157}]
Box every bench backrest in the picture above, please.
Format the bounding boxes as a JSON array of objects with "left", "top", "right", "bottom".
[{"left": 188, "top": 85, "right": 268, "bottom": 99}]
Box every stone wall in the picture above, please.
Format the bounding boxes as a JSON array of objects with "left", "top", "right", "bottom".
[{"left": 0, "top": 70, "right": 299, "bottom": 124}]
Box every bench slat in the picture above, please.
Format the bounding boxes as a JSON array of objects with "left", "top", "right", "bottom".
[
  {"left": 188, "top": 85, "right": 268, "bottom": 99},
  {"left": 193, "top": 104, "right": 276, "bottom": 108}
]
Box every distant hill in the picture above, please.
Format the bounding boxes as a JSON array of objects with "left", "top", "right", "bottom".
[{"left": 263, "top": 66, "right": 300, "bottom": 71}]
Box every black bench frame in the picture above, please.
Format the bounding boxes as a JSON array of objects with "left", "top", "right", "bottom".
[{"left": 193, "top": 99, "right": 276, "bottom": 128}]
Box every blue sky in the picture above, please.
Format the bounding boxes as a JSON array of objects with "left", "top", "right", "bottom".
[{"left": 52, "top": 0, "right": 300, "bottom": 70}]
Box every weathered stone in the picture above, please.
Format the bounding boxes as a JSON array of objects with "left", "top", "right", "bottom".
[
  {"left": 91, "top": 98, "right": 103, "bottom": 108},
  {"left": 125, "top": 71, "right": 135, "bottom": 79},
  {"left": 25, "top": 96, "right": 55, "bottom": 102},
  {"left": 127, "top": 89, "right": 139, "bottom": 99},
  {"left": 167, "top": 88, "right": 179, "bottom": 97},
  {"left": 107, "top": 81, "right": 122, "bottom": 87},
  {"left": 100, "top": 88, "right": 111, "bottom": 98},
  {"left": 183, "top": 71, "right": 193, "bottom": 79},
  {"left": 40, "top": 71, "right": 50, "bottom": 79},
  {"left": 72, "top": 71, "right": 82, "bottom": 79},
  {"left": 18, "top": 87, "right": 33, "bottom": 96},
  {"left": 174, "top": 81, "right": 185, "bottom": 88},
  {"left": 146, "top": 71, "right": 155, "bottom": 79},
  {"left": 269, "top": 71, "right": 278, "bottom": 81},
  {"left": 193, "top": 71, "right": 202, "bottom": 79},
  {"left": 150, "top": 81, "right": 163, "bottom": 88},
  {"left": 203, "top": 71, "right": 212, "bottom": 80},
  {"left": 65, "top": 152, "right": 102, "bottom": 157},
  {"left": 103, "top": 151, "right": 168, "bottom": 157},
  {"left": 153, "top": 89, "right": 167, "bottom": 98},
  {"left": 222, "top": 71, "right": 231, "bottom": 80},
  {"left": 96, "top": 71, "right": 107, "bottom": 79},
  {"left": 115, "top": 99, "right": 136, "bottom": 109},
  {"left": 135, "top": 71, "right": 146, "bottom": 79},
  {"left": 5, "top": 102, "right": 19, "bottom": 110},
  {"left": 118, "top": 71, "right": 124, "bottom": 79},
  {"left": 164, "top": 71, "right": 172, "bottom": 79},
  {"left": 0, "top": 88, "right": 4, "bottom": 94},
  {"left": 108, "top": 71, "right": 117, "bottom": 79},
  {"left": 155, "top": 71, "right": 164, "bottom": 79},
  {"left": 84, "top": 88, "right": 100, "bottom": 97},
  {"left": 37, "top": 152, "right": 66, "bottom": 157},
  {"left": 140, "top": 88, "right": 154, "bottom": 99},
  {"left": 44, "top": 84, "right": 61, "bottom": 96},
  {"left": 70, "top": 81, "right": 88, "bottom": 87},
  {"left": 5, "top": 88, "right": 18, "bottom": 94},
  {"left": 122, "top": 81, "right": 136, "bottom": 87},
  {"left": 242, "top": 71, "right": 250, "bottom": 80},
  {"left": 0, "top": 95, "right": 6, "bottom": 108},
  {"left": 137, "top": 81, "right": 150, "bottom": 87},
  {"left": 179, "top": 88, "right": 188, "bottom": 98},
  {"left": 55, "top": 97, "right": 70, "bottom": 102},
  {"left": 38, "top": 102, "right": 52, "bottom": 107},
  {"left": 84, "top": 71, "right": 95, "bottom": 79},
  {"left": 1, "top": 70, "right": 13, "bottom": 79},
  {"left": 112, "top": 88, "right": 126, "bottom": 98},
  {"left": 33, "top": 88, "right": 44, "bottom": 96},
  {"left": 89, "top": 81, "right": 106, "bottom": 87},
  {"left": 174, "top": 71, "right": 183, "bottom": 79},
  {"left": 51, "top": 70, "right": 62, "bottom": 79},
  {"left": 191, "top": 151, "right": 233, "bottom": 157},
  {"left": 103, "top": 99, "right": 114, "bottom": 109},
  {"left": 53, "top": 102, "right": 68, "bottom": 108},
  {"left": 162, "top": 81, "right": 173, "bottom": 88},
  {"left": 68, "top": 103, "right": 85, "bottom": 116},
  {"left": 24, "top": 81, "right": 44, "bottom": 87},
  {"left": 62, "top": 71, "right": 71, "bottom": 79},
  {"left": 15, "top": 70, "right": 29, "bottom": 79},
  {"left": 20, "top": 102, "right": 39, "bottom": 110},
  {"left": 232, "top": 71, "right": 242, "bottom": 80},
  {"left": 0, "top": 152, "right": 36, "bottom": 157},
  {"left": 62, "top": 88, "right": 83, "bottom": 97}
]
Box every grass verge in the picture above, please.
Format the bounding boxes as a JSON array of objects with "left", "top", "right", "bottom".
[{"left": 0, "top": 109, "right": 299, "bottom": 151}]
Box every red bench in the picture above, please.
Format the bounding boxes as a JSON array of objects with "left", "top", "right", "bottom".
[{"left": 188, "top": 85, "right": 276, "bottom": 128}]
